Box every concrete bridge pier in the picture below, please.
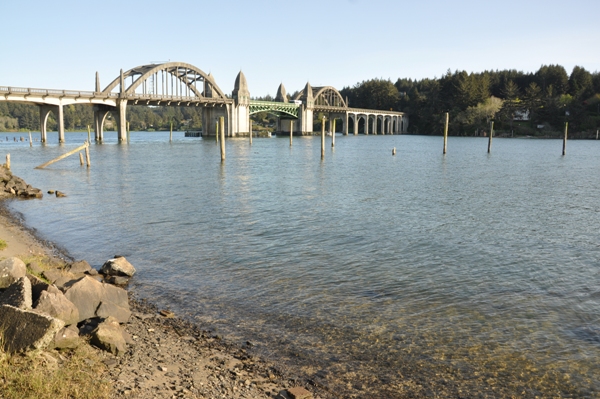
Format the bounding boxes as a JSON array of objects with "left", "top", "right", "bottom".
[
  {"left": 202, "top": 106, "right": 229, "bottom": 136},
  {"left": 39, "top": 104, "right": 65, "bottom": 143},
  {"left": 116, "top": 100, "right": 128, "bottom": 141},
  {"left": 93, "top": 105, "right": 112, "bottom": 142}
]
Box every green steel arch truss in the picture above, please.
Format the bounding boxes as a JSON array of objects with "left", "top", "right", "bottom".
[{"left": 249, "top": 100, "right": 299, "bottom": 119}]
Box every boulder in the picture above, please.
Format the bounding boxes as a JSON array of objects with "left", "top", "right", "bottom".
[
  {"left": 27, "top": 261, "right": 45, "bottom": 275},
  {"left": 103, "top": 283, "right": 129, "bottom": 309},
  {"left": 0, "top": 276, "right": 32, "bottom": 309},
  {"left": 51, "top": 325, "right": 80, "bottom": 349},
  {"left": 0, "top": 304, "right": 64, "bottom": 353},
  {"left": 27, "top": 274, "right": 49, "bottom": 303},
  {"left": 53, "top": 273, "right": 84, "bottom": 291},
  {"left": 42, "top": 268, "right": 64, "bottom": 284},
  {"left": 67, "top": 260, "right": 92, "bottom": 274},
  {"left": 96, "top": 301, "right": 131, "bottom": 324},
  {"left": 63, "top": 276, "right": 104, "bottom": 322},
  {"left": 90, "top": 316, "right": 127, "bottom": 355},
  {"left": 34, "top": 288, "right": 79, "bottom": 326},
  {"left": 106, "top": 275, "right": 130, "bottom": 286},
  {"left": 0, "top": 257, "right": 27, "bottom": 288},
  {"left": 100, "top": 257, "right": 136, "bottom": 277}
]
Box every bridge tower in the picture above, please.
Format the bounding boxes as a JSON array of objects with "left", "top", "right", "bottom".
[
  {"left": 275, "top": 83, "right": 293, "bottom": 134},
  {"left": 231, "top": 71, "right": 250, "bottom": 136},
  {"left": 297, "top": 82, "right": 314, "bottom": 135}
]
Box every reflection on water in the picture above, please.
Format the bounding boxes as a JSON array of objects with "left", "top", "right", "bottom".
[{"left": 5, "top": 132, "right": 600, "bottom": 397}]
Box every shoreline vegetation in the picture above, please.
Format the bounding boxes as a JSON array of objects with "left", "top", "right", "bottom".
[{"left": 0, "top": 175, "right": 322, "bottom": 398}]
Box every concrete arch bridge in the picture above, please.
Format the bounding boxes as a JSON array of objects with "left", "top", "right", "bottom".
[{"left": 0, "top": 62, "right": 407, "bottom": 142}]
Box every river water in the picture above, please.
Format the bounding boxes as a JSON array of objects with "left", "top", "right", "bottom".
[{"left": 3, "top": 132, "right": 600, "bottom": 397}]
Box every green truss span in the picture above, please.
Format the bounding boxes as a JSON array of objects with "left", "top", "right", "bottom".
[{"left": 249, "top": 100, "right": 299, "bottom": 118}]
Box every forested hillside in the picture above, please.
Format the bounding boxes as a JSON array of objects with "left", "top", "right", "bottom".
[{"left": 341, "top": 64, "right": 600, "bottom": 137}]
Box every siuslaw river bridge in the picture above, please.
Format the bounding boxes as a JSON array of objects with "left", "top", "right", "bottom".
[{"left": 0, "top": 62, "right": 408, "bottom": 143}]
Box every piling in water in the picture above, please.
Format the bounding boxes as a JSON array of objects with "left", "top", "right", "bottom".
[
  {"left": 28, "top": 132, "right": 32, "bottom": 147},
  {"left": 85, "top": 143, "right": 91, "bottom": 167},
  {"left": 79, "top": 152, "right": 84, "bottom": 165},
  {"left": 6, "top": 154, "right": 10, "bottom": 170},
  {"left": 562, "top": 122, "right": 568, "bottom": 156},
  {"left": 443, "top": 112, "right": 449, "bottom": 154},
  {"left": 321, "top": 117, "right": 325, "bottom": 159},
  {"left": 488, "top": 121, "right": 494, "bottom": 153},
  {"left": 332, "top": 119, "right": 336, "bottom": 148},
  {"left": 289, "top": 120, "right": 293, "bottom": 147},
  {"left": 220, "top": 116, "right": 225, "bottom": 162}
]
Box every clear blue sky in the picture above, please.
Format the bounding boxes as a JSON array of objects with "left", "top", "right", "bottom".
[{"left": 2, "top": 0, "right": 599, "bottom": 97}]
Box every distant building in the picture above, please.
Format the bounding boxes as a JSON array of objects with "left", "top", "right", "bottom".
[{"left": 514, "top": 109, "right": 530, "bottom": 121}]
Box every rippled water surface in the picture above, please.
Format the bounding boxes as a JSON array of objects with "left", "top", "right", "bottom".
[{"left": 4, "top": 132, "right": 600, "bottom": 397}]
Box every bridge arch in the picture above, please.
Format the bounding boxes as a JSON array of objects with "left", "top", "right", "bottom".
[
  {"left": 101, "top": 62, "right": 227, "bottom": 100},
  {"left": 293, "top": 85, "right": 347, "bottom": 108}
]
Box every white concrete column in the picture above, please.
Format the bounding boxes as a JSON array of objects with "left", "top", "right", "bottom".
[
  {"left": 117, "top": 99, "right": 128, "bottom": 141},
  {"left": 57, "top": 104, "right": 65, "bottom": 143}
]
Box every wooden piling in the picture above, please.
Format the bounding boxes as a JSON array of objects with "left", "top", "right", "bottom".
[
  {"left": 28, "top": 131, "right": 32, "bottom": 147},
  {"left": 87, "top": 125, "right": 91, "bottom": 143},
  {"left": 170, "top": 122, "right": 173, "bottom": 142},
  {"left": 126, "top": 122, "right": 130, "bottom": 141},
  {"left": 392, "top": 147, "right": 396, "bottom": 156},
  {"left": 35, "top": 142, "right": 89, "bottom": 169},
  {"left": 562, "top": 122, "right": 568, "bottom": 156},
  {"left": 6, "top": 154, "right": 10, "bottom": 170},
  {"left": 321, "top": 116, "right": 325, "bottom": 159},
  {"left": 596, "top": 129, "right": 598, "bottom": 140},
  {"left": 332, "top": 119, "right": 336, "bottom": 148},
  {"left": 79, "top": 152, "right": 84, "bottom": 165},
  {"left": 215, "top": 121, "right": 219, "bottom": 143},
  {"left": 219, "top": 116, "right": 225, "bottom": 162},
  {"left": 289, "top": 120, "right": 293, "bottom": 146},
  {"left": 85, "top": 143, "right": 91, "bottom": 167},
  {"left": 443, "top": 112, "right": 449, "bottom": 154},
  {"left": 487, "top": 121, "right": 494, "bottom": 153},
  {"left": 249, "top": 121, "right": 253, "bottom": 145}
]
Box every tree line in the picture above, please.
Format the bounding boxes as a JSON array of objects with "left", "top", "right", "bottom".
[
  {"left": 340, "top": 64, "right": 600, "bottom": 137},
  {"left": 0, "top": 102, "right": 204, "bottom": 132}
]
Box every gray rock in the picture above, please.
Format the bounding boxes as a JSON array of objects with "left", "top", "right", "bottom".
[
  {"left": 86, "top": 268, "right": 99, "bottom": 276},
  {"left": 100, "top": 257, "right": 136, "bottom": 277},
  {"left": 0, "top": 257, "right": 27, "bottom": 288},
  {"left": 34, "top": 288, "right": 80, "bottom": 326},
  {"left": 0, "top": 276, "right": 32, "bottom": 309},
  {"left": 67, "top": 260, "right": 92, "bottom": 274},
  {"left": 42, "top": 268, "right": 64, "bottom": 284},
  {"left": 90, "top": 316, "right": 127, "bottom": 355},
  {"left": 53, "top": 273, "right": 84, "bottom": 291},
  {"left": 0, "top": 304, "right": 64, "bottom": 353},
  {"left": 63, "top": 276, "right": 104, "bottom": 322},
  {"left": 107, "top": 275, "right": 130, "bottom": 286},
  {"left": 51, "top": 324, "right": 80, "bottom": 349},
  {"left": 27, "top": 274, "right": 49, "bottom": 303},
  {"left": 103, "top": 283, "right": 129, "bottom": 309},
  {"left": 96, "top": 301, "right": 131, "bottom": 324},
  {"left": 27, "top": 261, "right": 45, "bottom": 275}
]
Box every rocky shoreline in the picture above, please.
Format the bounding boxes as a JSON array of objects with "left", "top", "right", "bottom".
[{"left": 0, "top": 167, "right": 328, "bottom": 399}]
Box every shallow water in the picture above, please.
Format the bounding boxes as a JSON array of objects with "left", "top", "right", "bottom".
[{"left": 4, "top": 131, "right": 600, "bottom": 397}]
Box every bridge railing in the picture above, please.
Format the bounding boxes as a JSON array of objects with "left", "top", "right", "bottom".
[{"left": 0, "top": 86, "right": 120, "bottom": 98}]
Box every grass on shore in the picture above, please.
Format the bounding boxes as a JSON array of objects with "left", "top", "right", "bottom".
[
  {"left": 0, "top": 343, "right": 112, "bottom": 399},
  {"left": 0, "top": 239, "right": 6, "bottom": 251}
]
